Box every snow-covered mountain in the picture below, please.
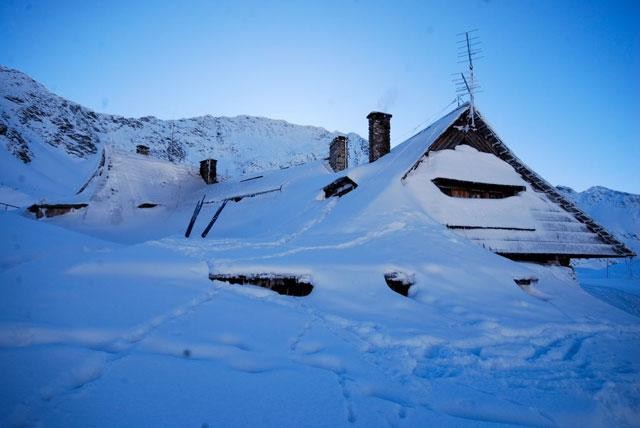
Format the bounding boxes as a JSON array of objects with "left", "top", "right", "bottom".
[
  {"left": 0, "top": 65, "right": 368, "bottom": 198},
  {"left": 558, "top": 185, "right": 640, "bottom": 256}
]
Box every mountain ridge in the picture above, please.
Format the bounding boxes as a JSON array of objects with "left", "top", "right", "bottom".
[
  {"left": 0, "top": 65, "right": 369, "bottom": 195},
  {"left": 558, "top": 185, "right": 640, "bottom": 256}
]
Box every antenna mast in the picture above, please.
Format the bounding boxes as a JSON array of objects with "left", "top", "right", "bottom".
[
  {"left": 453, "top": 30, "right": 482, "bottom": 130},
  {"left": 465, "top": 31, "right": 475, "bottom": 128}
]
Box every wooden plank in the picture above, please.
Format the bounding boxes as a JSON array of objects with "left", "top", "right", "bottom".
[
  {"left": 201, "top": 199, "right": 229, "bottom": 238},
  {"left": 447, "top": 225, "right": 536, "bottom": 232},
  {"left": 184, "top": 195, "right": 205, "bottom": 238},
  {"left": 203, "top": 186, "right": 282, "bottom": 205}
]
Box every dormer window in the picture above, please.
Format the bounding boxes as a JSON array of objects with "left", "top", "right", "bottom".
[
  {"left": 432, "top": 178, "right": 525, "bottom": 199},
  {"left": 323, "top": 176, "right": 358, "bottom": 198}
]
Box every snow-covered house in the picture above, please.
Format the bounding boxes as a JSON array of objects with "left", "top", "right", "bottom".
[
  {"left": 186, "top": 102, "right": 634, "bottom": 267},
  {"left": 399, "top": 103, "right": 634, "bottom": 265},
  {"left": 181, "top": 102, "right": 634, "bottom": 267},
  {"left": 28, "top": 102, "right": 634, "bottom": 267}
]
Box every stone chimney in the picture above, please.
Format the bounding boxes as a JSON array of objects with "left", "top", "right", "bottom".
[
  {"left": 199, "top": 159, "right": 217, "bottom": 184},
  {"left": 329, "top": 136, "right": 348, "bottom": 172},
  {"left": 136, "top": 144, "right": 150, "bottom": 156},
  {"left": 367, "top": 111, "right": 392, "bottom": 163}
]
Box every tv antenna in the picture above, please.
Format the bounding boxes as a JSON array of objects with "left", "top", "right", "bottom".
[{"left": 452, "top": 29, "right": 482, "bottom": 129}]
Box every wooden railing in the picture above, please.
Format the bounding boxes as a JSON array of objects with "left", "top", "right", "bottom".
[{"left": 1, "top": 202, "right": 20, "bottom": 211}]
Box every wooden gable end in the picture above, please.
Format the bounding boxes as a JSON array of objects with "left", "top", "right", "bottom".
[
  {"left": 402, "top": 109, "right": 496, "bottom": 180},
  {"left": 426, "top": 110, "right": 495, "bottom": 154}
]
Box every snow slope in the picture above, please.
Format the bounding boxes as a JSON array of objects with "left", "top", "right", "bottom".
[
  {"left": 3, "top": 206, "right": 640, "bottom": 427},
  {"left": 0, "top": 65, "right": 368, "bottom": 199},
  {"left": 1, "top": 104, "right": 639, "bottom": 427}
]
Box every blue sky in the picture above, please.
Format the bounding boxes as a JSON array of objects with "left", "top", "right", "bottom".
[{"left": 1, "top": 0, "right": 639, "bottom": 192}]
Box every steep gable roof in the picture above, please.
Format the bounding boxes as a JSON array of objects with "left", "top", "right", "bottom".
[{"left": 401, "top": 104, "right": 634, "bottom": 258}]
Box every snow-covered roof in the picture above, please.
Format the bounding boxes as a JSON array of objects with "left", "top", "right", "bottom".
[
  {"left": 405, "top": 149, "right": 620, "bottom": 255},
  {"left": 41, "top": 102, "right": 632, "bottom": 258},
  {"left": 76, "top": 147, "right": 204, "bottom": 206},
  {"left": 400, "top": 105, "right": 633, "bottom": 258}
]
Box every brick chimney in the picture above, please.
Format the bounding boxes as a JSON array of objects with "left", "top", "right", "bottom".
[
  {"left": 199, "top": 159, "right": 217, "bottom": 184},
  {"left": 329, "top": 136, "right": 348, "bottom": 172},
  {"left": 367, "top": 112, "right": 392, "bottom": 163}
]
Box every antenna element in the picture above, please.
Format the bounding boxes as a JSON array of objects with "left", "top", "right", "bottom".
[{"left": 452, "top": 30, "right": 482, "bottom": 130}]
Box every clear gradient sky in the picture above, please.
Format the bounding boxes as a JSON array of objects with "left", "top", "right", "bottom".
[{"left": 1, "top": 0, "right": 639, "bottom": 193}]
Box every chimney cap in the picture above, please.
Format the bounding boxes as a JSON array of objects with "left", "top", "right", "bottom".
[
  {"left": 332, "top": 135, "right": 348, "bottom": 142},
  {"left": 367, "top": 111, "right": 392, "bottom": 120}
]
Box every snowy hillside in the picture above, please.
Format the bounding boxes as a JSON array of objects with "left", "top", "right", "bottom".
[
  {"left": 558, "top": 185, "right": 640, "bottom": 255},
  {"left": 0, "top": 65, "right": 368, "bottom": 199}
]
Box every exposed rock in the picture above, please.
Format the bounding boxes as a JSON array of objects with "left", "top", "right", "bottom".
[
  {"left": 166, "top": 137, "right": 186, "bottom": 162},
  {"left": 2, "top": 128, "right": 32, "bottom": 163},
  {"left": 4, "top": 95, "right": 24, "bottom": 104}
]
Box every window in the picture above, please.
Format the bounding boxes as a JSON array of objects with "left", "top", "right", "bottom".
[
  {"left": 432, "top": 177, "right": 525, "bottom": 199},
  {"left": 323, "top": 176, "right": 358, "bottom": 198}
]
